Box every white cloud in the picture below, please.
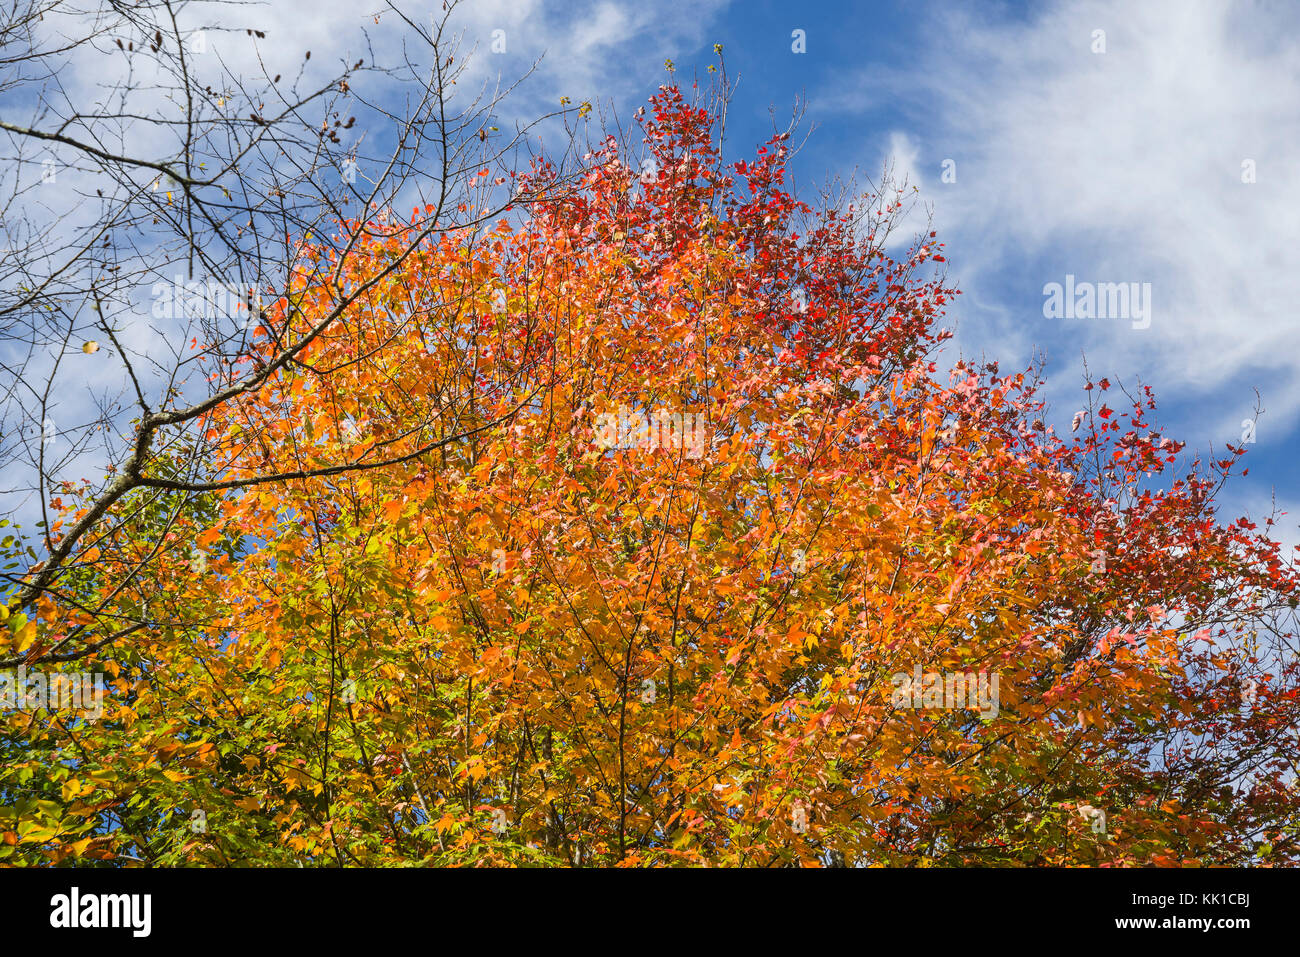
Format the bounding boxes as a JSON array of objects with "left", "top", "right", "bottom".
[
  {"left": 843, "top": 0, "right": 1300, "bottom": 447},
  {"left": 0, "top": 0, "right": 734, "bottom": 533}
]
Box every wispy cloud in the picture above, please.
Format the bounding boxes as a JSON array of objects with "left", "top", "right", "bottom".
[
  {"left": 1, "top": 0, "right": 734, "bottom": 528},
  {"left": 834, "top": 0, "right": 1300, "bottom": 450}
]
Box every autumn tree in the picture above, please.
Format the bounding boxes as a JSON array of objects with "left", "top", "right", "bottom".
[
  {"left": 5, "top": 73, "right": 1298, "bottom": 866},
  {"left": 0, "top": 0, "right": 569, "bottom": 671}
]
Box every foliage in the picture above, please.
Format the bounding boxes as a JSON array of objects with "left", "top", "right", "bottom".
[{"left": 4, "top": 81, "right": 1298, "bottom": 867}]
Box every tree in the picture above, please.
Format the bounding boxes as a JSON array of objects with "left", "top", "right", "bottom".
[
  {"left": 5, "top": 74, "right": 1298, "bottom": 867},
  {"left": 0, "top": 0, "right": 567, "bottom": 670}
]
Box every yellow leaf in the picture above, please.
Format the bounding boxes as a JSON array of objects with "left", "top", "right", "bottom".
[{"left": 82, "top": 340, "right": 99, "bottom": 354}]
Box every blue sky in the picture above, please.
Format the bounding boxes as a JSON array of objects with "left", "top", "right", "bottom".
[
  {"left": 455, "top": 0, "right": 1300, "bottom": 547},
  {"left": 7, "top": 0, "right": 1299, "bottom": 552}
]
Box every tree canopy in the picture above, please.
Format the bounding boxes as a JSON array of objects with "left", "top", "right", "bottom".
[{"left": 4, "top": 79, "right": 1298, "bottom": 867}]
